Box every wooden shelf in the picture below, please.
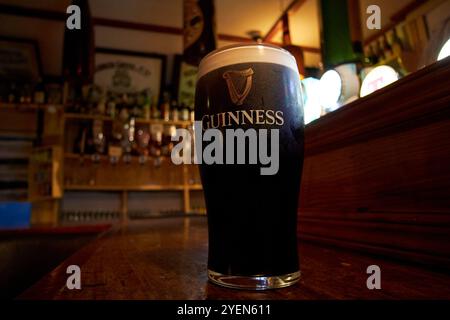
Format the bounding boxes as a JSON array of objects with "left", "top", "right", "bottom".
[
  {"left": 0, "top": 102, "right": 63, "bottom": 110},
  {"left": 63, "top": 113, "right": 111, "bottom": 121},
  {"left": 0, "top": 131, "right": 36, "bottom": 140},
  {"left": 187, "top": 210, "right": 207, "bottom": 215},
  {"left": 28, "top": 106, "right": 205, "bottom": 224},
  {"left": 65, "top": 152, "right": 105, "bottom": 160},
  {"left": 64, "top": 183, "right": 202, "bottom": 192},
  {"left": 135, "top": 118, "right": 192, "bottom": 127},
  {"left": 65, "top": 152, "right": 151, "bottom": 159},
  {"left": 63, "top": 153, "right": 178, "bottom": 165},
  {"left": 0, "top": 104, "right": 191, "bottom": 127},
  {"left": 28, "top": 195, "right": 61, "bottom": 202},
  {"left": 188, "top": 184, "right": 203, "bottom": 190},
  {"left": 63, "top": 112, "right": 192, "bottom": 127},
  {"left": 64, "top": 184, "right": 185, "bottom": 191}
]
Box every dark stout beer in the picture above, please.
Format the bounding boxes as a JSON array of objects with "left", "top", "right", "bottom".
[{"left": 195, "top": 44, "right": 304, "bottom": 289}]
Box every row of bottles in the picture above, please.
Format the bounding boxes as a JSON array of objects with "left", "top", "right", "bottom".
[
  {"left": 364, "top": 28, "right": 406, "bottom": 66},
  {"left": 1, "top": 78, "right": 195, "bottom": 126},
  {"left": 60, "top": 208, "right": 206, "bottom": 223},
  {"left": 1, "top": 79, "right": 48, "bottom": 104},
  {"left": 72, "top": 117, "right": 188, "bottom": 165},
  {"left": 65, "top": 85, "right": 194, "bottom": 122},
  {"left": 61, "top": 211, "right": 120, "bottom": 222}
]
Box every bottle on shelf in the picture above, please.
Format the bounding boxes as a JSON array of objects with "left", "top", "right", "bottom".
[
  {"left": 64, "top": 79, "right": 83, "bottom": 113},
  {"left": 74, "top": 120, "right": 95, "bottom": 170},
  {"left": 122, "top": 117, "right": 135, "bottom": 164},
  {"left": 130, "top": 93, "right": 142, "bottom": 118},
  {"left": 117, "top": 93, "right": 129, "bottom": 117},
  {"left": 189, "top": 105, "right": 195, "bottom": 122},
  {"left": 161, "top": 125, "right": 177, "bottom": 157},
  {"left": 96, "top": 96, "right": 106, "bottom": 115},
  {"left": 136, "top": 125, "right": 150, "bottom": 164},
  {"left": 180, "top": 103, "right": 190, "bottom": 121},
  {"left": 391, "top": 27, "right": 404, "bottom": 57},
  {"left": 372, "top": 40, "right": 383, "bottom": 63},
  {"left": 19, "top": 86, "right": 26, "bottom": 104},
  {"left": 382, "top": 34, "right": 393, "bottom": 60},
  {"left": 74, "top": 122, "right": 87, "bottom": 155},
  {"left": 86, "top": 85, "right": 102, "bottom": 113},
  {"left": 170, "top": 100, "right": 179, "bottom": 122},
  {"left": 8, "top": 82, "right": 18, "bottom": 103},
  {"left": 78, "top": 84, "right": 90, "bottom": 114},
  {"left": 149, "top": 124, "right": 163, "bottom": 166},
  {"left": 151, "top": 98, "right": 161, "bottom": 120},
  {"left": 377, "top": 37, "right": 386, "bottom": 62},
  {"left": 20, "top": 84, "right": 33, "bottom": 104},
  {"left": 85, "top": 122, "right": 96, "bottom": 155},
  {"left": 106, "top": 91, "right": 117, "bottom": 118},
  {"left": 136, "top": 91, "right": 145, "bottom": 108},
  {"left": 366, "top": 45, "right": 378, "bottom": 66},
  {"left": 161, "top": 91, "right": 171, "bottom": 122},
  {"left": 92, "top": 119, "right": 105, "bottom": 162},
  {"left": 109, "top": 114, "right": 124, "bottom": 165},
  {"left": 136, "top": 91, "right": 147, "bottom": 119}
]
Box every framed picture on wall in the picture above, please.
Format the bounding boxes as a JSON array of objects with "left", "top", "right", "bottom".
[
  {"left": 94, "top": 48, "right": 166, "bottom": 104},
  {"left": 172, "top": 54, "right": 197, "bottom": 108},
  {"left": 0, "top": 36, "right": 42, "bottom": 83}
]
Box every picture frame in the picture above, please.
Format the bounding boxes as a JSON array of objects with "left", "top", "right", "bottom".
[
  {"left": 94, "top": 47, "right": 166, "bottom": 104},
  {"left": 172, "top": 54, "right": 197, "bottom": 108},
  {"left": 0, "top": 36, "right": 43, "bottom": 83}
]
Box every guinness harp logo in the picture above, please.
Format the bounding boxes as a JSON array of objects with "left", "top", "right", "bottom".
[{"left": 223, "top": 68, "right": 254, "bottom": 105}]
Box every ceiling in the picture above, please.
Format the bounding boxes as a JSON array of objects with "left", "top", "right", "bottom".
[
  {"left": 0, "top": 0, "right": 419, "bottom": 66},
  {"left": 0, "top": 0, "right": 420, "bottom": 46},
  {"left": 0, "top": 0, "right": 402, "bottom": 46}
]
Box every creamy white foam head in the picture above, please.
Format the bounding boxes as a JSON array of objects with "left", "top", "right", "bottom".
[{"left": 197, "top": 43, "right": 299, "bottom": 80}]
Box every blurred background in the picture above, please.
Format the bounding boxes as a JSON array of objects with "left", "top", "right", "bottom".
[{"left": 0, "top": 0, "right": 449, "bottom": 299}]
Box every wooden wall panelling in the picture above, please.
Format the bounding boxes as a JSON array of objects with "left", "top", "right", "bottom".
[
  {"left": 30, "top": 199, "right": 59, "bottom": 226},
  {"left": 298, "top": 58, "right": 450, "bottom": 269},
  {"left": 0, "top": 108, "right": 37, "bottom": 137}
]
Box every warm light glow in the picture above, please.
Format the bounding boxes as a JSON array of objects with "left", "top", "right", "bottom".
[
  {"left": 437, "top": 38, "right": 450, "bottom": 61},
  {"left": 319, "top": 70, "right": 342, "bottom": 111},
  {"left": 360, "top": 65, "right": 399, "bottom": 97},
  {"left": 301, "top": 77, "right": 322, "bottom": 124},
  {"left": 335, "top": 63, "right": 360, "bottom": 105}
]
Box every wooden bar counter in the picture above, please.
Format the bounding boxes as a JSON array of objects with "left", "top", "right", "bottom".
[
  {"left": 18, "top": 217, "right": 450, "bottom": 300},
  {"left": 20, "top": 59, "right": 450, "bottom": 300}
]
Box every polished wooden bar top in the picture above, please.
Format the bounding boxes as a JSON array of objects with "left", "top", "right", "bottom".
[{"left": 19, "top": 217, "right": 450, "bottom": 300}]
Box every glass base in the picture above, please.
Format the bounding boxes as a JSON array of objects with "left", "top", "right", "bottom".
[{"left": 208, "top": 269, "right": 300, "bottom": 290}]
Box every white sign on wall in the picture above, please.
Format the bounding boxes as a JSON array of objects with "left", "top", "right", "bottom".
[
  {"left": 94, "top": 48, "right": 165, "bottom": 102},
  {"left": 360, "top": 65, "right": 399, "bottom": 97}
]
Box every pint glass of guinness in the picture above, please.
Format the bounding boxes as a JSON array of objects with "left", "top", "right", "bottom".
[{"left": 195, "top": 44, "right": 304, "bottom": 290}]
